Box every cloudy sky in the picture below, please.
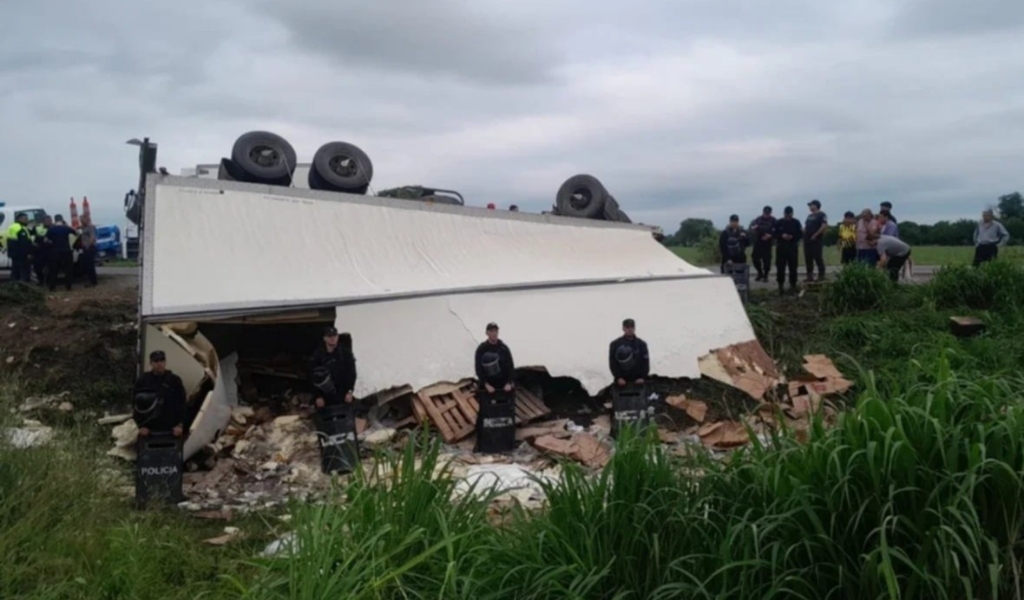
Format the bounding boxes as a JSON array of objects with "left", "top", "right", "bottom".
[{"left": 2, "top": 0, "right": 1023, "bottom": 232}]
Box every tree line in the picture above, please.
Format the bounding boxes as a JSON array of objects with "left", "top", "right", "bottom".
[{"left": 664, "top": 192, "right": 1024, "bottom": 247}]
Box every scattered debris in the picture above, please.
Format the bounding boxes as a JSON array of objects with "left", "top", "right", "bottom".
[
  {"left": 261, "top": 532, "right": 298, "bottom": 558},
  {"left": 4, "top": 422, "right": 56, "bottom": 448},
  {"left": 98, "top": 413, "right": 133, "bottom": 425},
  {"left": 698, "top": 341, "right": 783, "bottom": 401},
  {"left": 108, "top": 419, "right": 139, "bottom": 461},
  {"left": 789, "top": 355, "right": 853, "bottom": 399},
  {"left": 58, "top": 402, "right": 74, "bottom": 412},
  {"left": 452, "top": 463, "right": 560, "bottom": 509},
  {"left": 204, "top": 526, "right": 243, "bottom": 546},
  {"left": 698, "top": 421, "right": 750, "bottom": 450},
  {"left": 18, "top": 391, "right": 71, "bottom": 413},
  {"left": 665, "top": 395, "right": 708, "bottom": 423},
  {"left": 531, "top": 432, "right": 610, "bottom": 468},
  {"left": 950, "top": 316, "right": 985, "bottom": 338},
  {"left": 412, "top": 381, "right": 552, "bottom": 443}
]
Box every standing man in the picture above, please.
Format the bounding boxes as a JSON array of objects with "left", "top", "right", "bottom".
[
  {"left": 475, "top": 322, "right": 515, "bottom": 393},
  {"left": 5, "top": 212, "right": 32, "bottom": 283},
  {"left": 132, "top": 350, "right": 187, "bottom": 439},
  {"left": 855, "top": 209, "right": 879, "bottom": 265},
  {"left": 718, "top": 214, "right": 749, "bottom": 273},
  {"left": 973, "top": 209, "right": 1010, "bottom": 267},
  {"left": 45, "top": 219, "right": 76, "bottom": 291},
  {"left": 773, "top": 206, "right": 803, "bottom": 294},
  {"left": 310, "top": 326, "right": 357, "bottom": 409},
  {"left": 609, "top": 318, "right": 650, "bottom": 386},
  {"left": 880, "top": 201, "right": 896, "bottom": 224},
  {"left": 873, "top": 234, "right": 912, "bottom": 283},
  {"left": 804, "top": 200, "right": 828, "bottom": 282},
  {"left": 837, "top": 211, "right": 857, "bottom": 265},
  {"left": 31, "top": 215, "right": 53, "bottom": 286},
  {"left": 749, "top": 206, "right": 775, "bottom": 282},
  {"left": 878, "top": 209, "right": 898, "bottom": 237},
  {"left": 78, "top": 215, "right": 99, "bottom": 287}
]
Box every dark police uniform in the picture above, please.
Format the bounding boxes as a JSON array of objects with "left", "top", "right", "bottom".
[
  {"left": 309, "top": 341, "right": 357, "bottom": 407},
  {"left": 475, "top": 339, "right": 515, "bottom": 390},
  {"left": 609, "top": 334, "right": 650, "bottom": 383},
  {"left": 773, "top": 215, "right": 803, "bottom": 291},
  {"left": 132, "top": 369, "right": 188, "bottom": 434}
]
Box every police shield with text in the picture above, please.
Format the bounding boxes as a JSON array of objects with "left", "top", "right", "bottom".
[
  {"left": 474, "top": 322, "right": 517, "bottom": 453},
  {"left": 609, "top": 318, "right": 652, "bottom": 437},
  {"left": 309, "top": 326, "right": 359, "bottom": 473},
  {"left": 132, "top": 350, "right": 187, "bottom": 509}
]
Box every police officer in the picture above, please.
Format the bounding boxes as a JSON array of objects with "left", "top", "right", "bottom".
[
  {"left": 44, "top": 219, "right": 76, "bottom": 291},
  {"left": 773, "top": 206, "right": 803, "bottom": 294},
  {"left": 310, "top": 326, "right": 357, "bottom": 408},
  {"left": 475, "top": 322, "right": 515, "bottom": 393},
  {"left": 749, "top": 206, "right": 776, "bottom": 282},
  {"left": 719, "top": 214, "right": 749, "bottom": 273},
  {"left": 5, "top": 212, "right": 32, "bottom": 282},
  {"left": 132, "top": 350, "right": 188, "bottom": 439},
  {"left": 609, "top": 318, "right": 650, "bottom": 386},
  {"left": 31, "top": 215, "right": 52, "bottom": 286}
]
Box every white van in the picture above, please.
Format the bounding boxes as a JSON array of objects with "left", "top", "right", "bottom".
[{"left": 0, "top": 202, "right": 50, "bottom": 270}]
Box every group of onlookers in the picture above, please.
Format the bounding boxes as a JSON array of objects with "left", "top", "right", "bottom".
[{"left": 719, "top": 200, "right": 1010, "bottom": 293}]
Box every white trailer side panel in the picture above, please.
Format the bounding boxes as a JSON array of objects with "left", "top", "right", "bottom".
[
  {"left": 336, "top": 276, "right": 755, "bottom": 397},
  {"left": 142, "top": 176, "right": 708, "bottom": 318}
]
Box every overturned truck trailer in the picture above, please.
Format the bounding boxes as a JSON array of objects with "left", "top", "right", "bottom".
[{"left": 137, "top": 172, "right": 770, "bottom": 460}]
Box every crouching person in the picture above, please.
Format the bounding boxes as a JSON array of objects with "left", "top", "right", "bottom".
[
  {"left": 873, "top": 234, "right": 912, "bottom": 283},
  {"left": 133, "top": 350, "right": 187, "bottom": 508}
]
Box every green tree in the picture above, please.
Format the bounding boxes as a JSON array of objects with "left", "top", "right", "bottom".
[
  {"left": 673, "top": 218, "right": 716, "bottom": 247},
  {"left": 898, "top": 221, "right": 923, "bottom": 246},
  {"left": 998, "top": 192, "right": 1023, "bottom": 220},
  {"left": 1003, "top": 216, "right": 1024, "bottom": 246}
]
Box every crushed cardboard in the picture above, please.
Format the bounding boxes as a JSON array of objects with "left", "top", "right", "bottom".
[
  {"left": 531, "top": 432, "right": 610, "bottom": 468},
  {"left": 698, "top": 341, "right": 783, "bottom": 400}
]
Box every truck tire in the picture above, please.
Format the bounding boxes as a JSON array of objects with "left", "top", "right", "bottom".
[
  {"left": 231, "top": 131, "right": 298, "bottom": 183},
  {"left": 218, "top": 157, "right": 252, "bottom": 182},
  {"left": 308, "top": 165, "right": 368, "bottom": 194},
  {"left": 556, "top": 174, "right": 607, "bottom": 219},
  {"left": 603, "top": 195, "right": 633, "bottom": 223},
  {"left": 311, "top": 141, "right": 373, "bottom": 193}
]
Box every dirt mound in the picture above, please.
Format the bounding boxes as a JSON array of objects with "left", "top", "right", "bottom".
[
  {"left": 0, "top": 283, "right": 48, "bottom": 313},
  {"left": 1, "top": 285, "right": 138, "bottom": 412}
]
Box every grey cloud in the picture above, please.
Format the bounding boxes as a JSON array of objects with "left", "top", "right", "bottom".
[
  {"left": 256, "top": 0, "right": 563, "bottom": 85},
  {"left": 891, "top": 0, "right": 1024, "bottom": 38},
  {"left": 2, "top": 0, "right": 1024, "bottom": 234}
]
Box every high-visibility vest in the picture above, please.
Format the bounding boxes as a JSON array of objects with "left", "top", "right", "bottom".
[{"left": 5, "top": 222, "right": 23, "bottom": 241}]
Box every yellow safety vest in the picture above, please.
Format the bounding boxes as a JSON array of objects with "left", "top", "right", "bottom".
[{"left": 5, "top": 222, "right": 23, "bottom": 240}]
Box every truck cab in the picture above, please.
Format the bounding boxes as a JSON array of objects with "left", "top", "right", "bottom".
[{"left": 0, "top": 202, "right": 49, "bottom": 270}]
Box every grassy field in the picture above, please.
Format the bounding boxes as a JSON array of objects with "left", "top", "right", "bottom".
[
  {"left": 4, "top": 261, "right": 1024, "bottom": 598},
  {"left": 671, "top": 243, "right": 1024, "bottom": 267}
]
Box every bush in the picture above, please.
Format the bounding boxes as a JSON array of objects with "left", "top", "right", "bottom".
[
  {"left": 821, "top": 262, "right": 895, "bottom": 314},
  {"left": 695, "top": 234, "right": 721, "bottom": 266},
  {"left": 930, "top": 259, "right": 1024, "bottom": 312}
]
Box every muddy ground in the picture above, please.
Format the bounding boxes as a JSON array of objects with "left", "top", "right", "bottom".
[{"left": 0, "top": 280, "right": 138, "bottom": 413}]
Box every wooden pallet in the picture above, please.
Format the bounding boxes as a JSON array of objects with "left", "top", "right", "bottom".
[
  {"left": 413, "top": 385, "right": 478, "bottom": 443},
  {"left": 412, "top": 384, "right": 552, "bottom": 443}
]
